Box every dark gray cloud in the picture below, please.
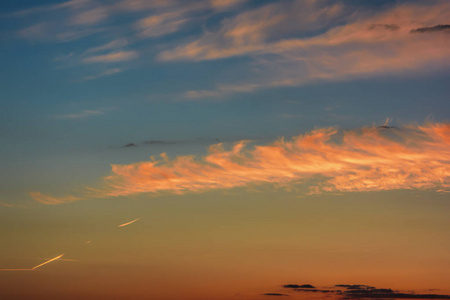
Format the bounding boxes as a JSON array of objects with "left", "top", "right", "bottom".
[
  {"left": 120, "top": 137, "right": 222, "bottom": 149},
  {"left": 283, "top": 284, "right": 316, "bottom": 289},
  {"left": 339, "top": 285, "right": 450, "bottom": 299},
  {"left": 269, "top": 283, "right": 450, "bottom": 299},
  {"left": 410, "top": 24, "right": 450, "bottom": 33},
  {"left": 262, "top": 293, "right": 290, "bottom": 297}
]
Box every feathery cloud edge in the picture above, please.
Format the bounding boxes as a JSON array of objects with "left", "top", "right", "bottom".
[{"left": 29, "top": 122, "right": 450, "bottom": 204}]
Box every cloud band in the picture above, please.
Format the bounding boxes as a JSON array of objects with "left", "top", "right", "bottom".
[{"left": 30, "top": 123, "right": 450, "bottom": 204}]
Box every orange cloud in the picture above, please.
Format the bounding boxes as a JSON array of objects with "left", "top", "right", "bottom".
[{"left": 31, "top": 123, "right": 450, "bottom": 204}]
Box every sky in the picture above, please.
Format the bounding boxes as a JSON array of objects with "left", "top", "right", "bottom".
[{"left": 0, "top": 0, "right": 449, "bottom": 299}]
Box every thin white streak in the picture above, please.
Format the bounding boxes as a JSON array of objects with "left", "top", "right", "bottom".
[
  {"left": 32, "top": 253, "right": 64, "bottom": 270},
  {"left": 117, "top": 218, "right": 140, "bottom": 227}
]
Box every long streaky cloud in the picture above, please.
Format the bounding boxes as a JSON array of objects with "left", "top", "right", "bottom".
[
  {"left": 30, "top": 123, "right": 450, "bottom": 204},
  {"left": 32, "top": 254, "right": 65, "bottom": 270},
  {"left": 118, "top": 218, "right": 140, "bottom": 227}
]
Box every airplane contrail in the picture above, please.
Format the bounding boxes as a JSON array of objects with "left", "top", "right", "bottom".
[
  {"left": 0, "top": 253, "right": 65, "bottom": 271},
  {"left": 117, "top": 218, "right": 140, "bottom": 227},
  {"left": 32, "top": 253, "right": 65, "bottom": 270},
  {"left": 40, "top": 258, "right": 76, "bottom": 262}
]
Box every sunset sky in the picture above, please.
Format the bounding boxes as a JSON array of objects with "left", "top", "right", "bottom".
[{"left": 1, "top": 0, "right": 449, "bottom": 299}]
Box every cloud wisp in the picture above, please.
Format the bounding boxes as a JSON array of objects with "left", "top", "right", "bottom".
[
  {"left": 158, "top": 0, "right": 450, "bottom": 98},
  {"left": 53, "top": 107, "right": 113, "bottom": 120},
  {"left": 11, "top": 1, "right": 450, "bottom": 91},
  {"left": 82, "top": 51, "right": 138, "bottom": 64},
  {"left": 30, "top": 123, "right": 450, "bottom": 204}
]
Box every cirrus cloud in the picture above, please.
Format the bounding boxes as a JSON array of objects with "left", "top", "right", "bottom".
[
  {"left": 30, "top": 122, "right": 450, "bottom": 204},
  {"left": 158, "top": 0, "right": 450, "bottom": 98}
]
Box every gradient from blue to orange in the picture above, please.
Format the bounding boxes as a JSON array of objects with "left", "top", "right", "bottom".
[{"left": 0, "top": 0, "right": 449, "bottom": 299}]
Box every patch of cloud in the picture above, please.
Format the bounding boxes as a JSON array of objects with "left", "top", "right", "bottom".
[
  {"left": 14, "top": 0, "right": 249, "bottom": 44},
  {"left": 81, "top": 68, "right": 122, "bottom": 81},
  {"left": 135, "top": 11, "right": 191, "bottom": 38},
  {"left": 29, "top": 192, "right": 81, "bottom": 205},
  {"left": 335, "top": 284, "right": 450, "bottom": 299},
  {"left": 0, "top": 202, "right": 27, "bottom": 208},
  {"left": 410, "top": 24, "right": 450, "bottom": 33},
  {"left": 55, "top": 27, "right": 108, "bottom": 42},
  {"left": 54, "top": 107, "right": 112, "bottom": 120},
  {"left": 85, "top": 39, "right": 128, "bottom": 54},
  {"left": 69, "top": 6, "right": 108, "bottom": 26},
  {"left": 53, "top": 52, "right": 75, "bottom": 62},
  {"left": 18, "top": 23, "right": 48, "bottom": 40},
  {"left": 31, "top": 122, "right": 450, "bottom": 203},
  {"left": 133, "top": 0, "right": 248, "bottom": 38},
  {"left": 118, "top": 137, "right": 222, "bottom": 149},
  {"left": 367, "top": 23, "right": 400, "bottom": 31},
  {"left": 266, "top": 283, "right": 450, "bottom": 299},
  {"left": 82, "top": 51, "right": 138, "bottom": 63},
  {"left": 158, "top": 0, "right": 450, "bottom": 97},
  {"left": 283, "top": 284, "right": 316, "bottom": 289}
]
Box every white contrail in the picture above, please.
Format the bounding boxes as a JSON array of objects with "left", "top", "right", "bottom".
[
  {"left": 1, "top": 253, "right": 65, "bottom": 271},
  {"left": 32, "top": 253, "right": 65, "bottom": 270},
  {"left": 117, "top": 218, "right": 140, "bottom": 227}
]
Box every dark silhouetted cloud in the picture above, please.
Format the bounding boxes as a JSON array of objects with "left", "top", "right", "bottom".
[
  {"left": 283, "top": 284, "right": 316, "bottom": 289},
  {"left": 262, "top": 293, "right": 290, "bottom": 297},
  {"left": 342, "top": 286, "right": 450, "bottom": 299},
  {"left": 410, "top": 24, "right": 450, "bottom": 33},
  {"left": 279, "top": 283, "right": 450, "bottom": 299},
  {"left": 121, "top": 137, "right": 223, "bottom": 148}
]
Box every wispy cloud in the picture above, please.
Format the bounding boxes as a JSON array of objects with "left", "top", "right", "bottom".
[
  {"left": 84, "top": 39, "right": 128, "bottom": 54},
  {"left": 82, "top": 51, "right": 138, "bottom": 63},
  {"left": 158, "top": 0, "right": 450, "bottom": 97},
  {"left": 30, "top": 123, "right": 450, "bottom": 204},
  {"left": 135, "top": 11, "right": 191, "bottom": 38},
  {"left": 0, "top": 202, "right": 27, "bottom": 208},
  {"left": 410, "top": 24, "right": 450, "bottom": 33},
  {"left": 133, "top": 0, "right": 248, "bottom": 38},
  {"left": 14, "top": 0, "right": 248, "bottom": 43},
  {"left": 15, "top": 0, "right": 450, "bottom": 98},
  {"left": 18, "top": 23, "right": 48, "bottom": 40},
  {"left": 53, "top": 108, "right": 113, "bottom": 120},
  {"left": 29, "top": 192, "right": 81, "bottom": 204},
  {"left": 81, "top": 68, "right": 122, "bottom": 81},
  {"left": 117, "top": 137, "right": 222, "bottom": 149}
]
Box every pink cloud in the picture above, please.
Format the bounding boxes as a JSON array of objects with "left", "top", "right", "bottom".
[
  {"left": 158, "top": 1, "right": 450, "bottom": 97},
  {"left": 31, "top": 123, "right": 450, "bottom": 204}
]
